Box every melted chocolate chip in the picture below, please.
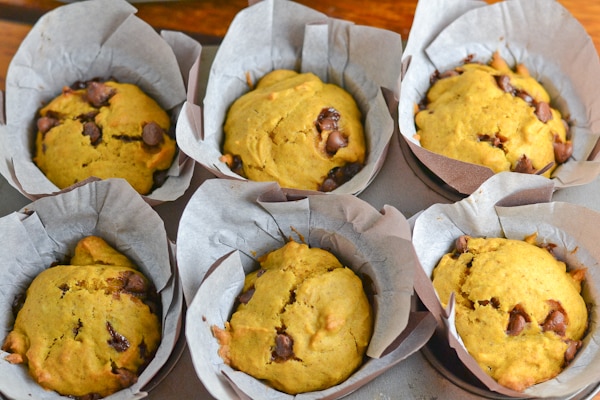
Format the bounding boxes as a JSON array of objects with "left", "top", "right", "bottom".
[
  {"left": 507, "top": 304, "right": 531, "bottom": 336},
  {"left": 478, "top": 133, "right": 507, "bottom": 150},
  {"left": 316, "top": 107, "right": 340, "bottom": 133},
  {"left": 76, "top": 111, "right": 99, "bottom": 123},
  {"left": 238, "top": 286, "right": 255, "bottom": 305},
  {"left": 121, "top": 271, "right": 147, "bottom": 294},
  {"left": 325, "top": 131, "right": 348, "bottom": 154},
  {"left": 535, "top": 101, "right": 553, "bottom": 123},
  {"left": 319, "top": 162, "right": 363, "bottom": 192},
  {"left": 106, "top": 321, "right": 130, "bottom": 352},
  {"left": 272, "top": 332, "right": 295, "bottom": 362},
  {"left": 82, "top": 121, "right": 102, "bottom": 145},
  {"left": 553, "top": 134, "right": 573, "bottom": 164},
  {"left": 564, "top": 340, "right": 582, "bottom": 364},
  {"left": 73, "top": 319, "right": 83, "bottom": 338},
  {"left": 111, "top": 364, "right": 138, "bottom": 387},
  {"left": 37, "top": 116, "right": 59, "bottom": 135},
  {"left": 542, "top": 309, "right": 567, "bottom": 336},
  {"left": 513, "top": 155, "right": 537, "bottom": 174},
  {"left": 495, "top": 75, "right": 514, "bottom": 94},
  {"left": 86, "top": 81, "right": 116, "bottom": 108},
  {"left": 142, "top": 122, "right": 165, "bottom": 147},
  {"left": 152, "top": 169, "right": 169, "bottom": 189}
]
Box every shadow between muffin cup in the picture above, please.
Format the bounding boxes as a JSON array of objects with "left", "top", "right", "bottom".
[
  {"left": 411, "top": 172, "right": 600, "bottom": 398},
  {"left": 175, "top": 0, "right": 403, "bottom": 195},
  {"left": 398, "top": 0, "right": 600, "bottom": 196},
  {"left": 0, "top": 0, "right": 197, "bottom": 205},
  {"left": 0, "top": 179, "right": 183, "bottom": 400},
  {"left": 177, "top": 178, "right": 436, "bottom": 399}
]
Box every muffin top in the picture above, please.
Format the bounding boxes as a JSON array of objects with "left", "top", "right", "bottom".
[
  {"left": 432, "top": 235, "right": 587, "bottom": 391},
  {"left": 213, "top": 240, "right": 373, "bottom": 394},
  {"left": 34, "top": 80, "right": 176, "bottom": 195},
  {"left": 415, "top": 53, "right": 572, "bottom": 177},
  {"left": 221, "top": 69, "right": 366, "bottom": 191},
  {"left": 2, "top": 236, "right": 162, "bottom": 399}
]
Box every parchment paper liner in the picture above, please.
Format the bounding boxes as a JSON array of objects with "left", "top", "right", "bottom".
[
  {"left": 411, "top": 172, "right": 600, "bottom": 398},
  {"left": 0, "top": 179, "right": 183, "bottom": 400},
  {"left": 0, "top": 0, "right": 200, "bottom": 205},
  {"left": 176, "top": 0, "right": 403, "bottom": 195},
  {"left": 398, "top": 0, "right": 600, "bottom": 195},
  {"left": 177, "top": 178, "right": 436, "bottom": 399}
]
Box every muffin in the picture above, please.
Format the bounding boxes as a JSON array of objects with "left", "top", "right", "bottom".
[
  {"left": 431, "top": 234, "right": 587, "bottom": 391},
  {"left": 2, "top": 236, "right": 162, "bottom": 399},
  {"left": 415, "top": 52, "right": 572, "bottom": 177},
  {"left": 212, "top": 240, "right": 373, "bottom": 394},
  {"left": 220, "top": 69, "right": 366, "bottom": 192},
  {"left": 33, "top": 80, "right": 177, "bottom": 195}
]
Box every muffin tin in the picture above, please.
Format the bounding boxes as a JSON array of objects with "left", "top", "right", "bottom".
[{"left": 2, "top": 43, "right": 600, "bottom": 399}]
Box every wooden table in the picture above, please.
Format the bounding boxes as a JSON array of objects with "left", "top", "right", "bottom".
[
  {"left": 1, "top": 0, "right": 600, "bottom": 91},
  {"left": 1, "top": 1, "right": 600, "bottom": 399}
]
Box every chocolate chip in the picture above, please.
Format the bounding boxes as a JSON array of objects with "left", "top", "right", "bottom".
[
  {"left": 73, "top": 319, "right": 83, "bottom": 338},
  {"left": 513, "top": 154, "right": 537, "bottom": 174},
  {"left": 535, "top": 101, "right": 553, "bottom": 123},
  {"left": 86, "top": 81, "right": 116, "bottom": 108},
  {"left": 507, "top": 304, "right": 530, "bottom": 336},
  {"left": 238, "top": 286, "right": 255, "bottom": 305},
  {"left": 142, "top": 122, "right": 164, "bottom": 147},
  {"left": 316, "top": 107, "right": 340, "bottom": 133},
  {"left": 455, "top": 235, "right": 469, "bottom": 254},
  {"left": 76, "top": 111, "right": 99, "bottom": 123},
  {"left": 516, "top": 90, "right": 534, "bottom": 105},
  {"left": 152, "top": 169, "right": 168, "bottom": 189},
  {"left": 82, "top": 121, "right": 102, "bottom": 145},
  {"left": 272, "top": 332, "right": 294, "bottom": 362},
  {"left": 121, "top": 271, "right": 147, "bottom": 294},
  {"left": 111, "top": 365, "right": 138, "bottom": 387},
  {"left": 37, "top": 116, "right": 59, "bottom": 135},
  {"left": 553, "top": 134, "right": 573, "bottom": 164},
  {"left": 319, "top": 162, "right": 363, "bottom": 192},
  {"left": 477, "top": 297, "right": 500, "bottom": 308},
  {"left": 106, "top": 321, "right": 130, "bottom": 352},
  {"left": 325, "top": 131, "right": 348, "bottom": 154},
  {"left": 564, "top": 340, "right": 582, "bottom": 364},
  {"left": 478, "top": 133, "right": 506, "bottom": 150},
  {"left": 256, "top": 269, "right": 267, "bottom": 278},
  {"left": 495, "top": 75, "right": 514, "bottom": 94},
  {"left": 542, "top": 309, "right": 567, "bottom": 336}
]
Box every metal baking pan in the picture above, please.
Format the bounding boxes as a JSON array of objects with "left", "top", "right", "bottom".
[{"left": 1, "top": 45, "right": 599, "bottom": 400}]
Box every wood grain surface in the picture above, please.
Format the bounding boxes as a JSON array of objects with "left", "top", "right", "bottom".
[{"left": 1, "top": 0, "right": 599, "bottom": 91}]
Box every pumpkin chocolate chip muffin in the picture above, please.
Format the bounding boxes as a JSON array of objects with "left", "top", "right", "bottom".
[
  {"left": 415, "top": 52, "right": 572, "bottom": 177},
  {"left": 431, "top": 235, "right": 587, "bottom": 391},
  {"left": 212, "top": 240, "right": 373, "bottom": 394},
  {"left": 34, "top": 80, "right": 176, "bottom": 195},
  {"left": 220, "top": 69, "right": 366, "bottom": 192},
  {"left": 2, "top": 236, "right": 162, "bottom": 399}
]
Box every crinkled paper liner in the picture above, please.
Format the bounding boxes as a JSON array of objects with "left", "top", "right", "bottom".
[
  {"left": 0, "top": 0, "right": 199, "bottom": 205},
  {"left": 176, "top": 0, "right": 403, "bottom": 195},
  {"left": 177, "top": 178, "right": 436, "bottom": 399},
  {"left": 0, "top": 179, "right": 183, "bottom": 400},
  {"left": 411, "top": 172, "right": 600, "bottom": 398},
  {"left": 398, "top": 0, "right": 600, "bottom": 195}
]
